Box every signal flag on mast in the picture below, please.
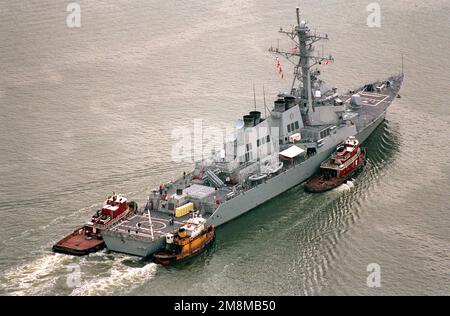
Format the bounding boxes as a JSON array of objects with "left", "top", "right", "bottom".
[{"left": 275, "top": 57, "right": 284, "bottom": 79}]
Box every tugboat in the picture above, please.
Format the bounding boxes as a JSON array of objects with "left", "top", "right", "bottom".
[
  {"left": 153, "top": 215, "right": 215, "bottom": 265},
  {"left": 52, "top": 193, "right": 136, "bottom": 256},
  {"left": 305, "top": 136, "right": 366, "bottom": 193}
]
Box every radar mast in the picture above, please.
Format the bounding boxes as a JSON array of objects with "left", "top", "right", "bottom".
[{"left": 269, "top": 7, "right": 333, "bottom": 115}]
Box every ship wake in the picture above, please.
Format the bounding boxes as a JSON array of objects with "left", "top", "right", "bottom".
[
  {"left": 70, "top": 260, "right": 157, "bottom": 296},
  {"left": 0, "top": 253, "right": 71, "bottom": 296}
]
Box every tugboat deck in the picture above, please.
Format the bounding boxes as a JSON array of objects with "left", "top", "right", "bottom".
[
  {"left": 52, "top": 227, "right": 105, "bottom": 255},
  {"left": 305, "top": 174, "right": 348, "bottom": 193},
  {"left": 56, "top": 234, "right": 104, "bottom": 251}
]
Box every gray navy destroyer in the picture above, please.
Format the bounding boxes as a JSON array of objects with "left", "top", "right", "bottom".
[{"left": 102, "top": 8, "right": 404, "bottom": 257}]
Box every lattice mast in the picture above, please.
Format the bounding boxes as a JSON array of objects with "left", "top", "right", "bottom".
[{"left": 269, "top": 7, "right": 333, "bottom": 113}]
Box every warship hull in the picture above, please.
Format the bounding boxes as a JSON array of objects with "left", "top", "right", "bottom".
[
  {"left": 102, "top": 145, "right": 335, "bottom": 257},
  {"left": 103, "top": 232, "right": 165, "bottom": 258},
  {"left": 102, "top": 11, "right": 404, "bottom": 257},
  {"left": 102, "top": 109, "right": 390, "bottom": 257},
  {"left": 199, "top": 108, "right": 386, "bottom": 227}
]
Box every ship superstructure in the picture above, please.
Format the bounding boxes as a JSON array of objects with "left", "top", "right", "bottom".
[{"left": 102, "top": 8, "right": 403, "bottom": 257}]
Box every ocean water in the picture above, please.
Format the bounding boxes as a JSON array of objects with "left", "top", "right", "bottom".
[{"left": 0, "top": 0, "right": 448, "bottom": 295}]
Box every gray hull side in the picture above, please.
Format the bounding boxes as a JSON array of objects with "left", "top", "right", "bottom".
[
  {"left": 102, "top": 148, "right": 332, "bottom": 257},
  {"left": 207, "top": 148, "right": 332, "bottom": 227},
  {"left": 102, "top": 232, "right": 165, "bottom": 258},
  {"left": 356, "top": 110, "right": 386, "bottom": 144}
]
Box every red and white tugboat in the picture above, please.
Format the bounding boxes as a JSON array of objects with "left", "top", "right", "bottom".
[
  {"left": 305, "top": 136, "right": 366, "bottom": 193},
  {"left": 52, "top": 193, "right": 137, "bottom": 256}
]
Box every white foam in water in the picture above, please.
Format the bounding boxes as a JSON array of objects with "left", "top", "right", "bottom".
[
  {"left": 86, "top": 249, "right": 109, "bottom": 257},
  {"left": 334, "top": 181, "right": 352, "bottom": 192},
  {"left": 70, "top": 260, "right": 158, "bottom": 296},
  {"left": 0, "top": 253, "right": 70, "bottom": 296}
]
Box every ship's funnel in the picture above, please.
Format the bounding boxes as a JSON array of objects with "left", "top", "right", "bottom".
[
  {"left": 243, "top": 115, "right": 255, "bottom": 127},
  {"left": 249, "top": 111, "right": 261, "bottom": 125},
  {"left": 284, "top": 96, "right": 296, "bottom": 109},
  {"left": 274, "top": 99, "right": 286, "bottom": 112},
  {"left": 235, "top": 119, "right": 244, "bottom": 130}
]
